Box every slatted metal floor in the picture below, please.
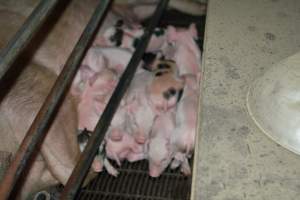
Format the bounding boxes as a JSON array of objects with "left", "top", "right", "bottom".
[{"left": 77, "top": 160, "right": 192, "bottom": 200}]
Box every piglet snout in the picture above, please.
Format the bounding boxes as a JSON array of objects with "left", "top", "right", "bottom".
[{"left": 149, "top": 164, "right": 164, "bottom": 177}]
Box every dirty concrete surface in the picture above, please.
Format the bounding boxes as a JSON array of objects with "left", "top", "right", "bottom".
[{"left": 192, "top": 0, "right": 300, "bottom": 199}]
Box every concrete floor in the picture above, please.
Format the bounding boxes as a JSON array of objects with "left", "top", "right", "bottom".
[{"left": 191, "top": 0, "right": 300, "bottom": 199}]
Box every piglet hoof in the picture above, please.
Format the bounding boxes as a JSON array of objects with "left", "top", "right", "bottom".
[
  {"left": 91, "top": 156, "right": 104, "bottom": 172},
  {"left": 149, "top": 169, "right": 161, "bottom": 178},
  {"left": 149, "top": 171, "right": 159, "bottom": 178},
  {"left": 170, "top": 159, "right": 180, "bottom": 169},
  {"left": 108, "top": 169, "right": 119, "bottom": 177},
  {"left": 180, "top": 163, "right": 191, "bottom": 176},
  {"left": 104, "top": 158, "right": 119, "bottom": 177}
]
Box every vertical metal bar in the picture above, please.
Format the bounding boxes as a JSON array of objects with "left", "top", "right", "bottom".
[
  {"left": 60, "top": 0, "right": 169, "bottom": 199},
  {"left": 0, "top": 0, "right": 60, "bottom": 82},
  {"left": 0, "top": 1, "right": 111, "bottom": 199}
]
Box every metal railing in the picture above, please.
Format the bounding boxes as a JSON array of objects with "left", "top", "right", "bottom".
[
  {"left": 0, "top": 0, "right": 169, "bottom": 199},
  {"left": 0, "top": 0, "right": 60, "bottom": 82},
  {"left": 0, "top": 0, "right": 111, "bottom": 199}
]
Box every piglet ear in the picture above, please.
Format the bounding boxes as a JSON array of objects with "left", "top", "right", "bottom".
[
  {"left": 189, "top": 23, "right": 198, "bottom": 39},
  {"left": 166, "top": 25, "right": 177, "bottom": 41}
]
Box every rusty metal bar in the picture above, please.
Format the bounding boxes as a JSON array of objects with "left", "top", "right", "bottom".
[
  {"left": 60, "top": 0, "right": 170, "bottom": 199},
  {"left": 0, "top": 1, "right": 111, "bottom": 199},
  {"left": 0, "top": 0, "right": 60, "bottom": 82}
]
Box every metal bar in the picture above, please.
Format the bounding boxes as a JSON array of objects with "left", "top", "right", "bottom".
[
  {"left": 0, "top": 1, "right": 111, "bottom": 199},
  {"left": 60, "top": 0, "right": 170, "bottom": 199},
  {"left": 0, "top": 0, "right": 60, "bottom": 83}
]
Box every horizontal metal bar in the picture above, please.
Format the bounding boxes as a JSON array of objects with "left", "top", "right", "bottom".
[
  {"left": 0, "top": 1, "right": 111, "bottom": 199},
  {"left": 60, "top": 0, "right": 170, "bottom": 199},
  {"left": 0, "top": 0, "right": 60, "bottom": 83}
]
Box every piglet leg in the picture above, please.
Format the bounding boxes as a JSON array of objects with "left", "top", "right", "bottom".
[
  {"left": 180, "top": 157, "right": 191, "bottom": 176},
  {"left": 104, "top": 158, "right": 119, "bottom": 177},
  {"left": 170, "top": 159, "right": 181, "bottom": 170}
]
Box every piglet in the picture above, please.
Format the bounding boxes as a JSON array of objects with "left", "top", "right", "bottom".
[
  {"left": 77, "top": 130, "right": 103, "bottom": 173},
  {"left": 147, "top": 28, "right": 168, "bottom": 52},
  {"left": 124, "top": 71, "right": 157, "bottom": 144},
  {"left": 77, "top": 131, "right": 120, "bottom": 176},
  {"left": 125, "top": 68, "right": 183, "bottom": 144},
  {"left": 105, "top": 127, "right": 146, "bottom": 167},
  {"left": 148, "top": 67, "right": 184, "bottom": 112},
  {"left": 71, "top": 64, "right": 101, "bottom": 98},
  {"left": 171, "top": 75, "right": 199, "bottom": 175},
  {"left": 145, "top": 57, "right": 178, "bottom": 75},
  {"left": 82, "top": 47, "right": 108, "bottom": 72},
  {"left": 90, "top": 46, "right": 145, "bottom": 76},
  {"left": 103, "top": 21, "right": 167, "bottom": 53},
  {"left": 77, "top": 68, "right": 117, "bottom": 131},
  {"left": 71, "top": 46, "right": 110, "bottom": 97},
  {"left": 126, "top": 93, "right": 157, "bottom": 144},
  {"left": 102, "top": 20, "right": 144, "bottom": 51},
  {"left": 104, "top": 106, "right": 147, "bottom": 168},
  {"left": 164, "top": 24, "right": 201, "bottom": 78},
  {"left": 102, "top": 18, "right": 167, "bottom": 52},
  {"left": 148, "top": 111, "right": 176, "bottom": 177}
]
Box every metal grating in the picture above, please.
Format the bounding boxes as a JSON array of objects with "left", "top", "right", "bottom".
[{"left": 77, "top": 159, "right": 192, "bottom": 200}]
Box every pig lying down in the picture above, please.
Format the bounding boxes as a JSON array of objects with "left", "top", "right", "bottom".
[{"left": 0, "top": 63, "right": 98, "bottom": 199}]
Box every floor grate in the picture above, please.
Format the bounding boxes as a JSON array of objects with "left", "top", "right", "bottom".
[{"left": 77, "top": 160, "right": 192, "bottom": 200}]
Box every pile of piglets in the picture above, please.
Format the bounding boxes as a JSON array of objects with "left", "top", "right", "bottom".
[{"left": 74, "top": 20, "right": 201, "bottom": 177}]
